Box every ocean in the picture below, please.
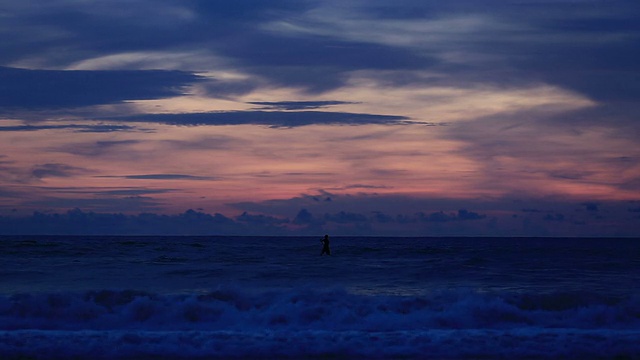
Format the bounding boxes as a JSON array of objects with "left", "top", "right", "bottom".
[{"left": 0, "top": 235, "right": 638, "bottom": 359}]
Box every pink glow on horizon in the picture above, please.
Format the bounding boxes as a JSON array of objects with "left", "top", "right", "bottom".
[{"left": 2, "top": 111, "right": 638, "bottom": 216}]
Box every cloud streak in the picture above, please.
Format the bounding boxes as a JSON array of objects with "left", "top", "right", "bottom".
[
  {"left": 112, "top": 110, "right": 414, "bottom": 128},
  {"left": 0, "top": 66, "right": 202, "bottom": 111},
  {"left": 0, "top": 124, "right": 138, "bottom": 132},
  {"left": 31, "top": 163, "right": 92, "bottom": 179},
  {"left": 101, "top": 174, "right": 215, "bottom": 181},
  {"left": 248, "top": 101, "right": 357, "bottom": 111}
]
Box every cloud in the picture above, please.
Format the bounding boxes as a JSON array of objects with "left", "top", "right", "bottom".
[
  {"left": 293, "top": 208, "right": 316, "bottom": 225},
  {"left": 455, "top": 209, "right": 486, "bottom": 221},
  {"left": 581, "top": 202, "right": 600, "bottom": 212},
  {"left": 111, "top": 110, "right": 412, "bottom": 128},
  {"left": 230, "top": 191, "right": 498, "bottom": 223},
  {"left": 228, "top": 40, "right": 430, "bottom": 92},
  {"left": 1, "top": 0, "right": 639, "bottom": 237},
  {"left": 0, "top": 66, "right": 202, "bottom": 110},
  {"left": 21, "top": 196, "right": 164, "bottom": 214},
  {"left": 2, "top": 185, "right": 181, "bottom": 214},
  {"left": 544, "top": 213, "right": 566, "bottom": 222},
  {"left": 53, "top": 140, "right": 141, "bottom": 157},
  {"left": 0, "top": 187, "right": 24, "bottom": 199},
  {"left": 201, "top": 77, "right": 260, "bottom": 98},
  {"left": 414, "top": 209, "right": 486, "bottom": 223},
  {"left": 264, "top": 1, "right": 640, "bottom": 103},
  {"left": 324, "top": 211, "right": 368, "bottom": 224},
  {"left": 223, "top": 190, "right": 640, "bottom": 236},
  {"left": 235, "top": 211, "right": 289, "bottom": 226},
  {"left": 3, "top": 208, "right": 290, "bottom": 235},
  {"left": 0, "top": 124, "right": 139, "bottom": 133},
  {"left": 521, "top": 209, "right": 545, "bottom": 213},
  {"left": 3, "top": 0, "right": 639, "bottom": 102},
  {"left": 327, "top": 184, "right": 392, "bottom": 191},
  {"left": 44, "top": 187, "right": 177, "bottom": 197},
  {"left": 1, "top": 0, "right": 428, "bottom": 93},
  {"left": 4, "top": 0, "right": 637, "bottom": 118},
  {"left": 441, "top": 106, "right": 640, "bottom": 199},
  {"left": 31, "top": 163, "right": 91, "bottom": 179},
  {"left": 1, "top": 2, "right": 216, "bottom": 70},
  {"left": 248, "top": 101, "right": 357, "bottom": 111},
  {"left": 287, "top": 207, "right": 490, "bottom": 236},
  {"left": 0, "top": 208, "right": 264, "bottom": 235},
  {"left": 1, "top": 197, "right": 639, "bottom": 236},
  {"left": 105, "top": 174, "right": 215, "bottom": 181},
  {"left": 0, "top": 156, "right": 14, "bottom": 171}
]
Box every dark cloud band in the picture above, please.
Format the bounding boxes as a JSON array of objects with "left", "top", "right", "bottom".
[
  {"left": 0, "top": 66, "right": 202, "bottom": 110},
  {"left": 111, "top": 110, "right": 411, "bottom": 128}
]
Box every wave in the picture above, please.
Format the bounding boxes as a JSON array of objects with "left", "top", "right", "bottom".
[
  {"left": 2, "top": 287, "right": 638, "bottom": 331},
  {"left": 0, "top": 287, "right": 639, "bottom": 358},
  {"left": 1, "top": 328, "right": 639, "bottom": 359}
]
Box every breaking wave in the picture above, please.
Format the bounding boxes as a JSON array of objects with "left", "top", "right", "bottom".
[{"left": 0, "top": 286, "right": 639, "bottom": 359}]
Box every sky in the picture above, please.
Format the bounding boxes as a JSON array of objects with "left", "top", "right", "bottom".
[{"left": 1, "top": 0, "right": 639, "bottom": 236}]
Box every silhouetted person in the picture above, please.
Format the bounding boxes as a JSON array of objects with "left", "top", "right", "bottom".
[{"left": 320, "top": 234, "right": 331, "bottom": 255}]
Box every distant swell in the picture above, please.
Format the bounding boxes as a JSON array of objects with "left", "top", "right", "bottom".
[{"left": 0, "top": 287, "right": 639, "bottom": 359}]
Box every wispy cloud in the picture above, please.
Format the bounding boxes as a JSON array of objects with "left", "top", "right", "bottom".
[
  {"left": 248, "top": 101, "right": 357, "bottom": 111},
  {"left": 111, "top": 110, "right": 412, "bottom": 128},
  {"left": 21, "top": 196, "right": 164, "bottom": 214},
  {"left": 0, "top": 124, "right": 138, "bottom": 133},
  {"left": 101, "top": 174, "right": 215, "bottom": 181},
  {"left": 42, "top": 187, "right": 178, "bottom": 197},
  {"left": 31, "top": 163, "right": 92, "bottom": 179},
  {"left": 52, "top": 140, "right": 142, "bottom": 157}
]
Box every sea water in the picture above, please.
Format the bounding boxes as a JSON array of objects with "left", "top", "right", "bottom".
[{"left": 0, "top": 235, "right": 638, "bottom": 359}]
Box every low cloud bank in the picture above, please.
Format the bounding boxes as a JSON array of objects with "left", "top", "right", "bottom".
[{"left": 0, "top": 207, "right": 490, "bottom": 236}]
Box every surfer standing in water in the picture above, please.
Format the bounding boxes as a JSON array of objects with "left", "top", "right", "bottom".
[{"left": 320, "top": 234, "right": 331, "bottom": 256}]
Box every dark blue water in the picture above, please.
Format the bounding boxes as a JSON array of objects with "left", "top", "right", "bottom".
[{"left": 0, "top": 236, "right": 639, "bottom": 359}]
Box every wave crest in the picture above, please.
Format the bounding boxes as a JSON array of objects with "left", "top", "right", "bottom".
[{"left": 1, "top": 287, "right": 638, "bottom": 331}]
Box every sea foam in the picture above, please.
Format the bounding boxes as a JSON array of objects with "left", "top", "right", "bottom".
[{"left": 0, "top": 286, "right": 638, "bottom": 359}]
